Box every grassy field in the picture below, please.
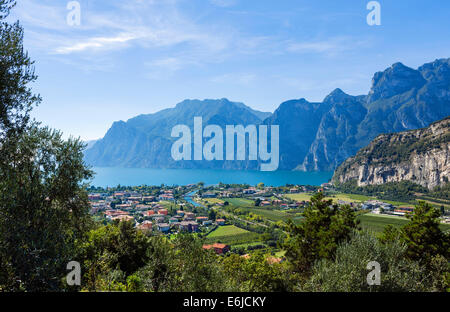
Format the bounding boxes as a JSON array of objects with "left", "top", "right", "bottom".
[
  {"left": 205, "top": 225, "right": 262, "bottom": 245},
  {"left": 357, "top": 213, "right": 450, "bottom": 233},
  {"left": 201, "top": 198, "right": 225, "bottom": 205},
  {"left": 285, "top": 193, "right": 412, "bottom": 207},
  {"left": 207, "top": 225, "right": 249, "bottom": 237},
  {"left": 226, "top": 198, "right": 254, "bottom": 206}
]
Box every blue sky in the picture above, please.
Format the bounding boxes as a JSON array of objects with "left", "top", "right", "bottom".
[{"left": 8, "top": 0, "right": 450, "bottom": 140}]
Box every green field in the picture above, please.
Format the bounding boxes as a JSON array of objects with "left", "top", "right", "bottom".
[
  {"left": 246, "top": 207, "right": 303, "bottom": 224},
  {"left": 207, "top": 225, "right": 249, "bottom": 237},
  {"left": 226, "top": 198, "right": 254, "bottom": 206},
  {"left": 286, "top": 193, "right": 412, "bottom": 207},
  {"left": 357, "top": 213, "right": 450, "bottom": 233},
  {"left": 205, "top": 225, "right": 262, "bottom": 245}
]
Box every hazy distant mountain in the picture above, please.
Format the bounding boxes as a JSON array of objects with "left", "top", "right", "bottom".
[
  {"left": 85, "top": 58, "right": 450, "bottom": 172},
  {"left": 84, "top": 98, "right": 270, "bottom": 169}
]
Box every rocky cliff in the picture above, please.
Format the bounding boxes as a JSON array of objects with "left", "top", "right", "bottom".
[{"left": 332, "top": 117, "right": 450, "bottom": 189}]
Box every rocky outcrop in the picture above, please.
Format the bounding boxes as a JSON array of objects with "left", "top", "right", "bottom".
[{"left": 332, "top": 117, "right": 450, "bottom": 189}]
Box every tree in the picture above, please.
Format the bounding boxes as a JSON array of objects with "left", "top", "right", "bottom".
[
  {"left": 282, "top": 192, "right": 358, "bottom": 275},
  {"left": 0, "top": 0, "right": 41, "bottom": 138},
  {"left": 79, "top": 220, "right": 151, "bottom": 291},
  {"left": 0, "top": 2, "right": 93, "bottom": 290},
  {"left": 221, "top": 252, "right": 295, "bottom": 291},
  {"left": 208, "top": 209, "right": 216, "bottom": 221},
  {"left": 0, "top": 127, "right": 93, "bottom": 291},
  {"left": 138, "top": 234, "right": 228, "bottom": 292},
  {"left": 303, "top": 231, "right": 430, "bottom": 292},
  {"left": 401, "top": 202, "right": 449, "bottom": 266}
]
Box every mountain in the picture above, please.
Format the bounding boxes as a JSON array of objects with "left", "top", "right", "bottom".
[
  {"left": 297, "top": 58, "right": 450, "bottom": 171},
  {"left": 85, "top": 58, "right": 450, "bottom": 172},
  {"left": 84, "top": 98, "right": 270, "bottom": 169},
  {"left": 332, "top": 117, "right": 450, "bottom": 189}
]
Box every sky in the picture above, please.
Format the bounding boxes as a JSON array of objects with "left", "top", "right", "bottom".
[{"left": 7, "top": 0, "right": 450, "bottom": 140}]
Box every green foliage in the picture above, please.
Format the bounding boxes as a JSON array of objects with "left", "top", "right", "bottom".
[
  {"left": 137, "top": 234, "right": 228, "bottom": 292},
  {"left": 78, "top": 220, "right": 151, "bottom": 291},
  {"left": 302, "top": 231, "right": 430, "bottom": 292},
  {"left": 336, "top": 180, "right": 426, "bottom": 202},
  {"left": 221, "top": 252, "right": 296, "bottom": 291},
  {"left": 401, "top": 202, "right": 449, "bottom": 265},
  {"left": 282, "top": 192, "right": 359, "bottom": 275}
]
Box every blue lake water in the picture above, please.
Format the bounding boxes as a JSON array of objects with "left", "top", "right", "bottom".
[{"left": 90, "top": 167, "right": 333, "bottom": 187}]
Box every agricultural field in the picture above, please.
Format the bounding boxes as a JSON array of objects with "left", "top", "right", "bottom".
[
  {"left": 246, "top": 208, "right": 303, "bottom": 224},
  {"left": 201, "top": 198, "right": 225, "bottom": 205},
  {"left": 285, "top": 192, "right": 412, "bottom": 207},
  {"left": 226, "top": 198, "right": 254, "bottom": 207},
  {"left": 205, "top": 225, "right": 262, "bottom": 245},
  {"left": 357, "top": 213, "right": 450, "bottom": 233}
]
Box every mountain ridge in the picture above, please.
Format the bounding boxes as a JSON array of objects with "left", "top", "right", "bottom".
[{"left": 84, "top": 58, "right": 450, "bottom": 172}]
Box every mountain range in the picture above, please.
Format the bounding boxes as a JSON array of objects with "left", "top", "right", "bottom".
[{"left": 85, "top": 58, "right": 450, "bottom": 171}]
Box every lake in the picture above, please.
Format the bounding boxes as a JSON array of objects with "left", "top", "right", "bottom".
[{"left": 90, "top": 167, "right": 333, "bottom": 187}]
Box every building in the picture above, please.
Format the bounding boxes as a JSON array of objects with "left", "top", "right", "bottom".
[
  {"left": 158, "top": 209, "right": 169, "bottom": 215},
  {"left": 112, "top": 215, "right": 134, "bottom": 222},
  {"left": 158, "top": 223, "right": 170, "bottom": 233},
  {"left": 196, "top": 216, "right": 208, "bottom": 222},
  {"left": 88, "top": 194, "right": 102, "bottom": 201},
  {"left": 179, "top": 221, "right": 199, "bottom": 232},
  {"left": 203, "top": 192, "right": 217, "bottom": 198},
  {"left": 202, "top": 243, "right": 230, "bottom": 255},
  {"left": 137, "top": 221, "right": 152, "bottom": 231},
  {"left": 216, "top": 219, "right": 225, "bottom": 225}
]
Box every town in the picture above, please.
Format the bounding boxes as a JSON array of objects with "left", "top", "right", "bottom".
[{"left": 87, "top": 182, "right": 450, "bottom": 260}]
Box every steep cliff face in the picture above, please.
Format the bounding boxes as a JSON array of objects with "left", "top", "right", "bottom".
[
  {"left": 332, "top": 117, "right": 450, "bottom": 189},
  {"left": 300, "top": 58, "right": 450, "bottom": 171}
]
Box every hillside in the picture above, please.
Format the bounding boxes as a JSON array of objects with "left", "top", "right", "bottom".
[{"left": 332, "top": 117, "right": 450, "bottom": 189}]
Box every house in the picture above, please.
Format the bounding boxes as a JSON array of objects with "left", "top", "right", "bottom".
[
  {"left": 153, "top": 216, "right": 165, "bottom": 223},
  {"left": 135, "top": 204, "right": 152, "bottom": 210},
  {"left": 142, "top": 196, "right": 155, "bottom": 202},
  {"left": 169, "top": 217, "right": 179, "bottom": 224},
  {"left": 216, "top": 219, "right": 225, "bottom": 225},
  {"left": 196, "top": 216, "right": 208, "bottom": 222},
  {"left": 260, "top": 201, "right": 271, "bottom": 206},
  {"left": 159, "top": 194, "right": 174, "bottom": 201},
  {"left": 88, "top": 194, "right": 102, "bottom": 201},
  {"left": 203, "top": 220, "right": 213, "bottom": 226},
  {"left": 112, "top": 215, "right": 134, "bottom": 222},
  {"left": 203, "top": 192, "right": 217, "bottom": 198},
  {"left": 202, "top": 243, "right": 230, "bottom": 255},
  {"left": 145, "top": 210, "right": 155, "bottom": 216},
  {"left": 177, "top": 210, "right": 185, "bottom": 216},
  {"left": 137, "top": 221, "right": 152, "bottom": 231},
  {"left": 115, "top": 204, "right": 132, "bottom": 210},
  {"left": 157, "top": 223, "right": 170, "bottom": 233},
  {"left": 179, "top": 221, "right": 199, "bottom": 232},
  {"left": 184, "top": 212, "right": 195, "bottom": 220},
  {"left": 158, "top": 209, "right": 168, "bottom": 215}
]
